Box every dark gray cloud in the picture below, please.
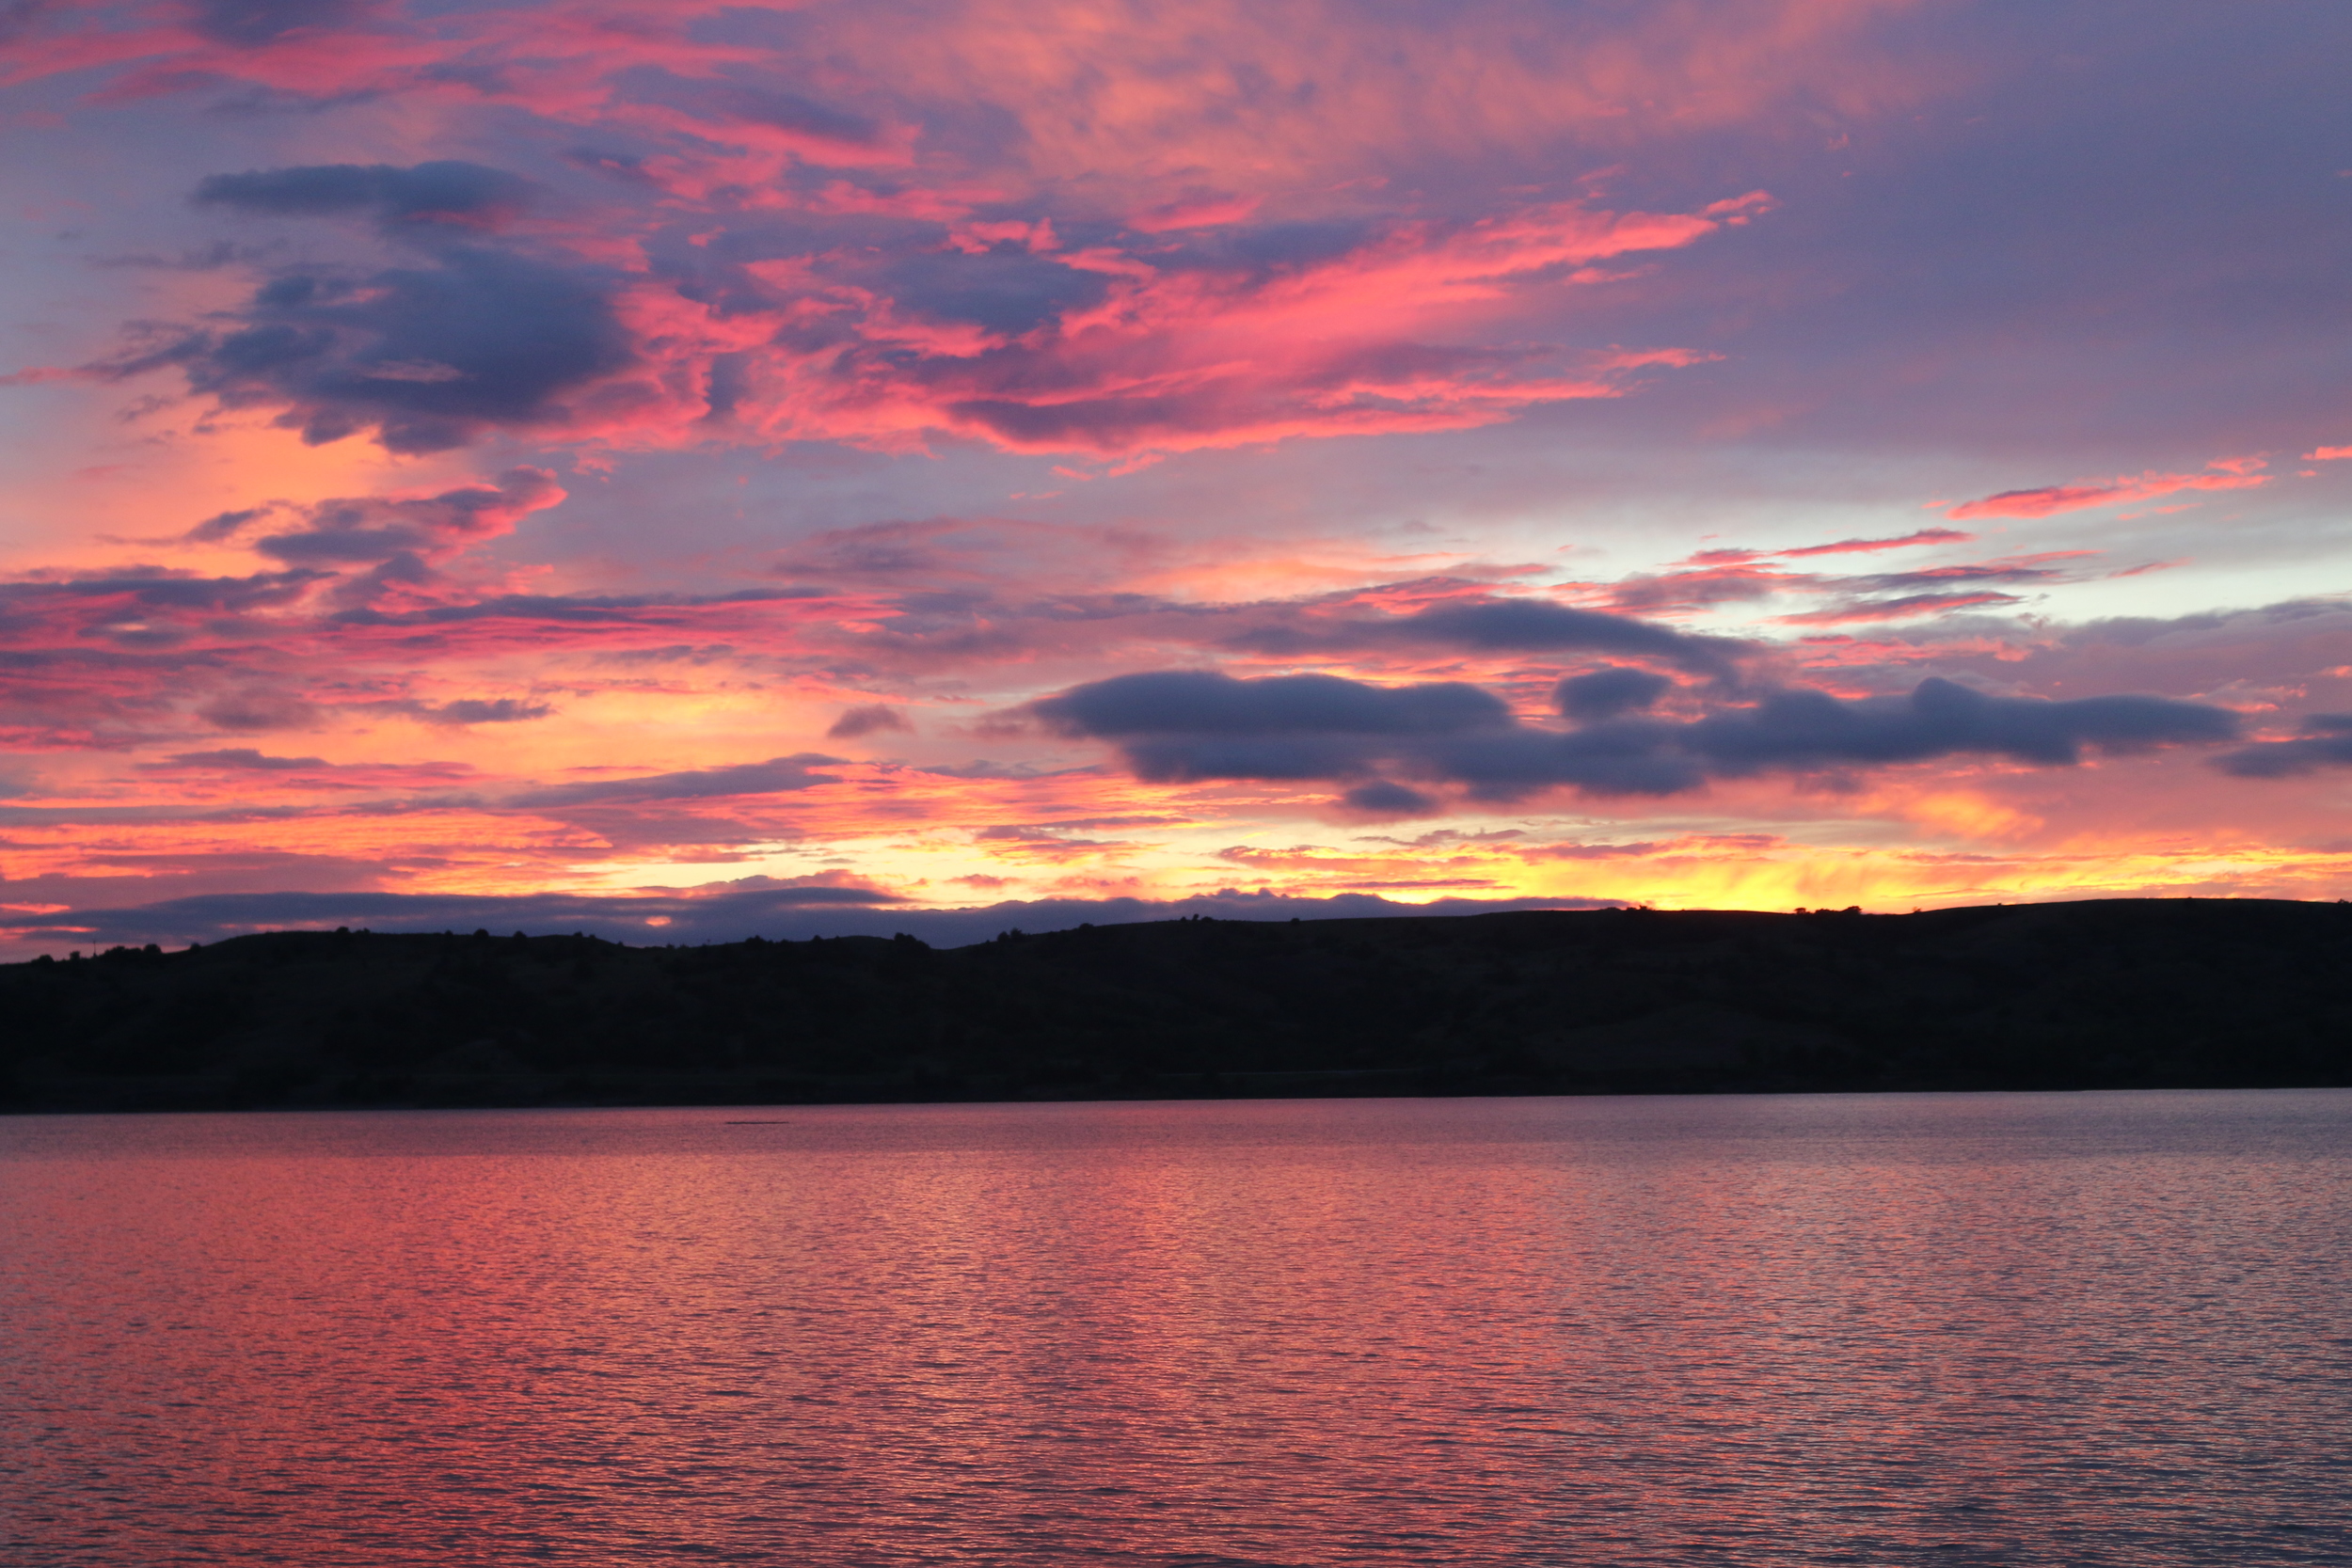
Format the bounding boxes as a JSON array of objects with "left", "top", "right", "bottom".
[
  {"left": 1847, "top": 562, "right": 2072, "bottom": 593},
  {"left": 513, "top": 753, "right": 846, "bottom": 807},
  {"left": 253, "top": 467, "right": 561, "bottom": 565},
  {"left": 196, "top": 688, "right": 322, "bottom": 733},
  {"left": 1032, "top": 671, "right": 1513, "bottom": 784},
  {"left": 711, "top": 85, "right": 878, "bottom": 145},
  {"left": 1556, "top": 666, "right": 1674, "bottom": 721},
  {"left": 874, "top": 245, "right": 1110, "bottom": 336},
  {"left": 1407, "top": 723, "right": 1702, "bottom": 798},
  {"left": 411, "top": 699, "right": 551, "bottom": 726},
  {"left": 185, "top": 506, "right": 275, "bottom": 543},
  {"left": 0, "top": 566, "right": 321, "bottom": 631},
  {"left": 196, "top": 162, "right": 535, "bottom": 234},
  {"left": 1682, "top": 679, "right": 2238, "bottom": 770},
  {"left": 112, "top": 246, "right": 630, "bottom": 453},
  {"left": 827, "top": 704, "right": 912, "bottom": 739},
  {"left": 96, "top": 161, "right": 610, "bottom": 451},
  {"left": 2214, "top": 715, "right": 2352, "bottom": 777},
  {"left": 1034, "top": 669, "right": 2240, "bottom": 804},
  {"left": 167, "top": 748, "right": 327, "bottom": 769},
  {"left": 1341, "top": 780, "right": 1440, "bottom": 816},
  {"left": 1034, "top": 670, "right": 1512, "bottom": 738}
]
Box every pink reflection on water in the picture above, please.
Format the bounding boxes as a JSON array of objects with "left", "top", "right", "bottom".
[{"left": 2, "top": 1093, "right": 2348, "bottom": 1565}]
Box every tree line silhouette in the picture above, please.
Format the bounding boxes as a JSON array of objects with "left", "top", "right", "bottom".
[{"left": 6, "top": 898, "right": 2348, "bottom": 1111}]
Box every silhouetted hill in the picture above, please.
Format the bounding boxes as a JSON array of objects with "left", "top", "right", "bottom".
[{"left": 6, "top": 898, "right": 2350, "bottom": 1112}]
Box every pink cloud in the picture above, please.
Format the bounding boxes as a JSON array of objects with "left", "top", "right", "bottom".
[
  {"left": 157, "top": 193, "right": 1715, "bottom": 464},
  {"left": 1685, "top": 527, "right": 1974, "bottom": 566},
  {"left": 21, "top": 2, "right": 1851, "bottom": 462},
  {"left": 2305, "top": 445, "right": 2352, "bottom": 462},
  {"left": 92, "top": 168, "right": 1758, "bottom": 461},
  {"left": 1947, "top": 458, "right": 2268, "bottom": 520},
  {"left": 1777, "top": 527, "right": 1977, "bottom": 559}
]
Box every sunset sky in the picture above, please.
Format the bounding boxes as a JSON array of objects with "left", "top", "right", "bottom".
[{"left": 3, "top": 0, "right": 2349, "bottom": 953}]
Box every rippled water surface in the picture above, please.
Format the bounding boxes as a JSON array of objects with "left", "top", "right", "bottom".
[{"left": 5, "top": 1091, "right": 2350, "bottom": 1566}]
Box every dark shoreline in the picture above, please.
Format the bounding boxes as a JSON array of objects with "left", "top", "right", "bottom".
[{"left": 8, "top": 897, "right": 2350, "bottom": 1115}]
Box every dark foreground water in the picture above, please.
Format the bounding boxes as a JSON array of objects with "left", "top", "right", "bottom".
[{"left": 3, "top": 1092, "right": 2348, "bottom": 1567}]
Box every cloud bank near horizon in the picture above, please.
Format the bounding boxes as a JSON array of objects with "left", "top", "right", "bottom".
[{"left": 5, "top": 884, "right": 1624, "bottom": 956}]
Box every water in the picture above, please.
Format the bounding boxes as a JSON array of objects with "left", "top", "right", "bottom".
[{"left": 3, "top": 1091, "right": 2348, "bottom": 1567}]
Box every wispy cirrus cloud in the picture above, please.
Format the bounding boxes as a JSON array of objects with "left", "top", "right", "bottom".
[
  {"left": 1681, "top": 528, "right": 1977, "bottom": 567},
  {"left": 1947, "top": 458, "right": 2268, "bottom": 520}
]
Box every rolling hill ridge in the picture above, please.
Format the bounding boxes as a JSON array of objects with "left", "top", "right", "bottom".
[{"left": 7, "top": 897, "right": 2349, "bottom": 1112}]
